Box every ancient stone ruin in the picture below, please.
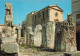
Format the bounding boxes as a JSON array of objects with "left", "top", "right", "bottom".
[
  {"left": 0, "top": 1, "right": 80, "bottom": 56},
  {"left": 0, "top": 2, "right": 20, "bottom": 56},
  {"left": 55, "top": 14, "right": 77, "bottom": 52},
  {"left": 22, "top": 5, "right": 63, "bottom": 49},
  {"left": 21, "top": 4, "right": 78, "bottom": 53}
]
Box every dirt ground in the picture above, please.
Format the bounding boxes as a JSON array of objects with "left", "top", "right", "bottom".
[{"left": 19, "top": 46, "right": 64, "bottom": 56}]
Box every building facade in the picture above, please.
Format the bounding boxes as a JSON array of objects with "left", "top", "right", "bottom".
[
  {"left": 72, "top": 0, "right": 80, "bottom": 27},
  {"left": 22, "top": 3, "right": 77, "bottom": 52},
  {"left": 22, "top": 4, "right": 63, "bottom": 49},
  {"left": 72, "top": 0, "right": 80, "bottom": 51}
]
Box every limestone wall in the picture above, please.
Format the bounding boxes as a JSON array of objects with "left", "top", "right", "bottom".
[
  {"left": 23, "top": 5, "right": 63, "bottom": 48},
  {"left": 33, "top": 25, "right": 42, "bottom": 47},
  {"left": 27, "top": 12, "right": 37, "bottom": 27},
  {"left": 55, "top": 15, "right": 77, "bottom": 52},
  {"left": 0, "top": 24, "right": 5, "bottom": 33},
  {"left": 42, "top": 22, "right": 55, "bottom": 49}
]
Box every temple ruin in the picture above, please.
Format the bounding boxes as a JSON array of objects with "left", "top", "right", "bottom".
[
  {"left": 22, "top": 4, "right": 77, "bottom": 52},
  {"left": 0, "top": 2, "right": 21, "bottom": 56},
  {"left": 0, "top": 0, "right": 80, "bottom": 56},
  {"left": 22, "top": 5, "right": 63, "bottom": 49}
]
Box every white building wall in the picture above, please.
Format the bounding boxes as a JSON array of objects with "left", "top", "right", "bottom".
[{"left": 72, "top": 0, "right": 80, "bottom": 23}]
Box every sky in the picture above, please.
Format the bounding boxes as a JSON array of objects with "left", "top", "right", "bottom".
[{"left": 0, "top": 0, "right": 71, "bottom": 25}]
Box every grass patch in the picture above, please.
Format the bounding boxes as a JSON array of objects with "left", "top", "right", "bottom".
[
  {"left": 19, "top": 44, "right": 29, "bottom": 49},
  {"left": 19, "top": 44, "right": 42, "bottom": 51},
  {"left": 30, "top": 46, "right": 41, "bottom": 51}
]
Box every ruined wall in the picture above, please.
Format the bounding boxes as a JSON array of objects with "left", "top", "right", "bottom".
[
  {"left": 55, "top": 15, "right": 77, "bottom": 52},
  {"left": 21, "top": 21, "right": 26, "bottom": 37},
  {"left": 23, "top": 5, "right": 63, "bottom": 48},
  {"left": 32, "top": 8, "right": 49, "bottom": 31},
  {"left": 26, "top": 27, "right": 34, "bottom": 46},
  {"left": 42, "top": 22, "right": 55, "bottom": 49},
  {"left": 0, "top": 24, "right": 5, "bottom": 37},
  {"left": 33, "top": 25, "right": 42, "bottom": 47},
  {"left": 27, "top": 12, "right": 37, "bottom": 27}
]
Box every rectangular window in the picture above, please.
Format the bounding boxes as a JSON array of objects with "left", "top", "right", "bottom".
[
  {"left": 76, "top": 13, "right": 80, "bottom": 19},
  {"left": 35, "top": 15, "right": 36, "bottom": 21},
  {"left": 42, "top": 11, "right": 44, "bottom": 18}
]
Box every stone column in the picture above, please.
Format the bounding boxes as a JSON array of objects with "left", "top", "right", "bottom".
[
  {"left": 16, "top": 26, "right": 21, "bottom": 44},
  {"left": 42, "top": 22, "right": 55, "bottom": 49},
  {"left": 46, "top": 22, "right": 55, "bottom": 49},
  {"left": 34, "top": 25, "right": 42, "bottom": 47},
  {"left": 17, "top": 29, "right": 21, "bottom": 43},
  {"left": 24, "top": 32, "right": 27, "bottom": 45},
  {"left": 5, "top": 2, "right": 14, "bottom": 37}
]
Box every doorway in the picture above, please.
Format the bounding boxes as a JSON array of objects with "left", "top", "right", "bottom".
[{"left": 76, "top": 31, "right": 80, "bottom": 51}]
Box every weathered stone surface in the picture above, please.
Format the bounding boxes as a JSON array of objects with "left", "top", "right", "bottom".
[
  {"left": 64, "top": 51, "right": 80, "bottom": 56},
  {"left": 5, "top": 2, "right": 13, "bottom": 37},
  {"left": 26, "top": 25, "right": 42, "bottom": 47},
  {"left": 1, "top": 43, "right": 19, "bottom": 54},
  {"left": 26, "top": 27, "right": 34, "bottom": 35},
  {"left": 26, "top": 27, "right": 34, "bottom": 46},
  {"left": 5, "top": 2, "right": 13, "bottom": 10},
  {"left": 42, "top": 22, "right": 55, "bottom": 49},
  {"left": 0, "top": 37, "right": 16, "bottom": 44},
  {"left": 5, "top": 15, "right": 13, "bottom": 21},
  {"left": 55, "top": 15, "right": 77, "bottom": 52},
  {"left": 34, "top": 25, "right": 42, "bottom": 47}
]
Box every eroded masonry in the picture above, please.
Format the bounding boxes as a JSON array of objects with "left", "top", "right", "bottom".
[
  {"left": 22, "top": 4, "right": 77, "bottom": 52},
  {"left": 0, "top": 2, "right": 21, "bottom": 56},
  {"left": 0, "top": 0, "right": 80, "bottom": 56}
]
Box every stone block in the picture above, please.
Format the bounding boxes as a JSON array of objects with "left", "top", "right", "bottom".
[
  {"left": 26, "top": 27, "right": 33, "bottom": 34},
  {"left": 0, "top": 37, "right": 16, "bottom": 44},
  {"left": 47, "top": 53, "right": 64, "bottom": 56},
  {"left": 1, "top": 43, "right": 19, "bottom": 54},
  {"left": 42, "top": 22, "right": 55, "bottom": 49},
  {"left": 64, "top": 51, "right": 80, "bottom": 56},
  {"left": 5, "top": 15, "right": 13, "bottom": 21},
  {"left": 5, "top": 2, "right": 13, "bottom": 10},
  {"left": 35, "top": 25, "right": 42, "bottom": 32},
  {"left": 34, "top": 25, "right": 42, "bottom": 47}
]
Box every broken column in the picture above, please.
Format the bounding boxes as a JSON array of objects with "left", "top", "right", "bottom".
[
  {"left": 42, "top": 22, "right": 55, "bottom": 49},
  {"left": 5, "top": 2, "right": 14, "bottom": 37},
  {"left": 34, "top": 25, "right": 42, "bottom": 47},
  {"left": 26, "top": 27, "right": 34, "bottom": 46},
  {"left": 16, "top": 26, "right": 21, "bottom": 43},
  {"left": 0, "top": 2, "right": 19, "bottom": 56}
]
